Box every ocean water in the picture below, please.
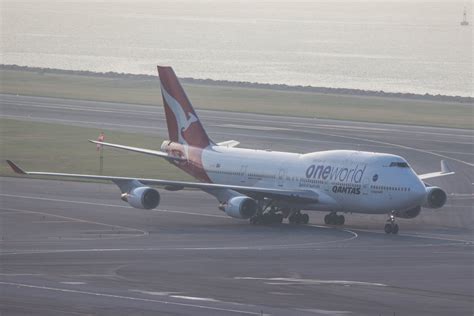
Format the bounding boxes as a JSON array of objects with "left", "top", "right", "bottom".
[{"left": 1, "top": 0, "right": 472, "bottom": 96}]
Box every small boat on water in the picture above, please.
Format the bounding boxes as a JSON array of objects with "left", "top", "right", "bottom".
[{"left": 460, "top": 7, "right": 469, "bottom": 26}]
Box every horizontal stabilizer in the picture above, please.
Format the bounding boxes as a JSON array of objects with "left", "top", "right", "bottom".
[
  {"left": 217, "top": 140, "right": 240, "bottom": 148},
  {"left": 89, "top": 140, "right": 185, "bottom": 161},
  {"left": 418, "top": 160, "right": 455, "bottom": 180}
]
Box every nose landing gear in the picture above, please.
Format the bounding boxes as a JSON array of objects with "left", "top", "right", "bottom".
[
  {"left": 384, "top": 213, "right": 399, "bottom": 234},
  {"left": 324, "top": 212, "right": 345, "bottom": 226}
]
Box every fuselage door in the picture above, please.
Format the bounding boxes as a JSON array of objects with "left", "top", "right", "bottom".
[
  {"left": 277, "top": 168, "right": 287, "bottom": 187},
  {"left": 239, "top": 165, "right": 248, "bottom": 184},
  {"left": 362, "top": 176, "right": 370, "bottom": 195}
]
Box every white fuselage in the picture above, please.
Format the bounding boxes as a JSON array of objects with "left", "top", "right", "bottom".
[{"left": 201, "top": 146, "right": 426, "bottom": 214}]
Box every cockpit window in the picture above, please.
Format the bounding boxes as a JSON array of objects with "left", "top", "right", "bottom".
[{"left": 389, "top": 162, "right": 409, "bottom": 168}]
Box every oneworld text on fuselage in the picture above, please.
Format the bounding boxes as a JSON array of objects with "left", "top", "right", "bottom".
[{"left": 305, "top": 164, "right": 367, "bottom": 184}]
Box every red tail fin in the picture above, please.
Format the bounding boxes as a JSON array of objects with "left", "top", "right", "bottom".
[{"left": 158, "top": 66, "right": 212, "bottom": 149}]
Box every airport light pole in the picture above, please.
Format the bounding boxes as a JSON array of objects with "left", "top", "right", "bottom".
[{"left": 97, "top": 132, "right": 105, "bottom": 174}]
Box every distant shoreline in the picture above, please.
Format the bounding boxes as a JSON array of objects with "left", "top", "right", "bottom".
[{"left": 2, "top": 64, "right": 472, "bottom": 104}]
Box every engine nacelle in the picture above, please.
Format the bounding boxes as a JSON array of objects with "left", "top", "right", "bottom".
[
  {"left": 224, "top": 196, "right": 258, "bottom": 219},
  {"left": 124, "top": 187, "right": 160, "bottom": 209},
  {"left": 394, "top": 206, "right": 421, "bottom": 219},
  {"left": 423, "top": 186, "right": 447, "bottom": 209}
]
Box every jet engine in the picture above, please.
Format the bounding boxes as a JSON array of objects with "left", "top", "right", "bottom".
[
  {"left": 223, "top": 196, "right": 258, "bottom": 219},
  {"left": 394, "top": 206, "right": 421, "bottom": 219},
  {"left": 423, "top": 186, "right": 447, "bottom": 209},
  {"left": 122, "top": 186, "right": 160, "bottom": 209}
]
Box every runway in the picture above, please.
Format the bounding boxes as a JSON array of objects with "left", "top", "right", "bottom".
[{"left": 1, "top": 93, "right": 473, "bottom": 315}]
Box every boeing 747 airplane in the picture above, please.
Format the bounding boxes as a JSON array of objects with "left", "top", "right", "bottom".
[{"left": 7, "top": 66, "right": 454, "bottom": 234}]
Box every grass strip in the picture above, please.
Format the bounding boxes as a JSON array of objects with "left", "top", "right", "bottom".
[{"left": 0, "top": 118, "right": 193, "bottom": 181}]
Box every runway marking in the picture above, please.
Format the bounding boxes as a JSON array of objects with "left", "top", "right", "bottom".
[
  {"left": 2, "top": 101, "right": 160, "bottom": 116},
  {"left": 0, "top": 193, "right": 131, "bottom": 208},
  {"left": 434, "top": 150, "right": 474, "bottom": 156},
  {"left": 32, "top": 220, "right": 77, "bottom": 223},
  {"left": 449, "top": 193, "right": 474, "bottom": 200},
  {"left": 0, "top": 281, "right": 263, "bottom": 315},
  {"left": 350, "top": 228, "right": 473, "bottom": 244},
  {"left": 234, "top": 277, "right": 387, "bottom": 287},
  {"left": 216, "top": 123, "right": 291, "bottom": 131},
  {"left": 130, "top": 289, "right": 182, "bottom": 296},
  {"left": 0, "top": 273, "right": 44, "bottom": 276},
  {"left": 170, "top": 295, "right": 220, "bottom": 302},
  {"left": 298, "top": 308, "right": 352, "bottom": 315},
  {"left": 443, "top": 204, "right": 473, "bottom": 208},
  {"left": 266, "top": 282, "right": 302, "bottom": 285},
  {"left": 0, "top": 193, "right": 228, "bottom": 218},
  {"left": 270, "top": 292, "right": 304, "bottom": 296},
  {"left": 396, "top": 233, "right": 473, "bottom": 244},
  {"left": 0, "top": 114, "right": 161, "bottom": 131},
  {"left": 432, "top": 251, "right": 473, "bottom": 255},
  {"left": 0, "top": 204, "right": 148, "bottom": 238},
  {"left": 60, "top": 282, "right": 86, "bottom": 285},
  {"left": 71, "top": 274, "right": 116, "bottom": 278},
  {"left": 155, "top": 209, "right": 228, "bottom": 218},
  {"left": 0, "top": 227, "right": 358, "bottom": 255}
]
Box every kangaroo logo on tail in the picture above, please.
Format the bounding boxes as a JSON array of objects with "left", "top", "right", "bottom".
[
  {"left": 161, "top": 87, "right": 198, "bottom": 145},
  {"left": 158, "top": 66, "right": 212, "bottom": 149}
]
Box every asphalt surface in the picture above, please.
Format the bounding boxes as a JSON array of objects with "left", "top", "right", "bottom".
[{"left": 1, "top": 93, "right": 473, "bottom": 315}]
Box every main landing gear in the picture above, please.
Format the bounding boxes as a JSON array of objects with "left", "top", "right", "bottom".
[
  {"left": 250, "top": 204, "right": 284, "bottom": 225},
  {"left": 250, "top": 204, "right": 309, "bottom": 225},
  {"left": 324, "top": 212, "right": 345, "bottom": 226},
  {"left": 384, "top": 213, "right": 399, "bottom": 234},
  {"left": 250, "top": 212, "right": 283, "bottom": 225},
  {"left": 288, "top": 211, "right": 309, "bottom": 225}
]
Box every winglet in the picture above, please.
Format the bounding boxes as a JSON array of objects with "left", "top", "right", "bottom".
[
  {"left": 6, "top": 160, "right": 27, "bottom": 174},
  {"left": 441, "top": 160, "right": 451, "bottom": 174}
]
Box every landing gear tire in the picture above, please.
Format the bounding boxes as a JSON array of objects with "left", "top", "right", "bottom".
[
  {"left": 324, "top": 213, "right": 344, "bottom": 226},
  {"left": 301, "top": 214, "right": 309, "bottom": 225},
  {"left": 384, "top": 223, "right": 399, "bottom": 234},
  {"left": 289, "top": 213, "right": 299, "bottom": 224},
  {"left": 337, "top": 215, "right": 345, "bottom": 225},
  {"left": 289, "top": 212, "right": 309, "bottom": 225},
  {"left": 324, "top": 214, "right": 330, "bottom": 225},
  {"left": 385, "top": 213, "right": 399, "bottom": 234},
  {"left": 250, "top": 213, "right": 283, "bottom": 225},
  {"left": 392, "top": 224, "right": 399, "bottom": 234},
  {"left": 250, "top": 216, "right": 260, "bottom": 225}
]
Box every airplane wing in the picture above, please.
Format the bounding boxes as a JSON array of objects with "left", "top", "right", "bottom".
[
  {"left": 216, "top": 140, "right": 240, "bottom": 148},
  {"left": 89, "top": 140, "right": 185, "bottom": 162},
  {"left": 418, "top": 160, "right": 455, "bottom": 180},
  {"left": 6, "top": 160, "right": 319, "bottom": 203}
]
